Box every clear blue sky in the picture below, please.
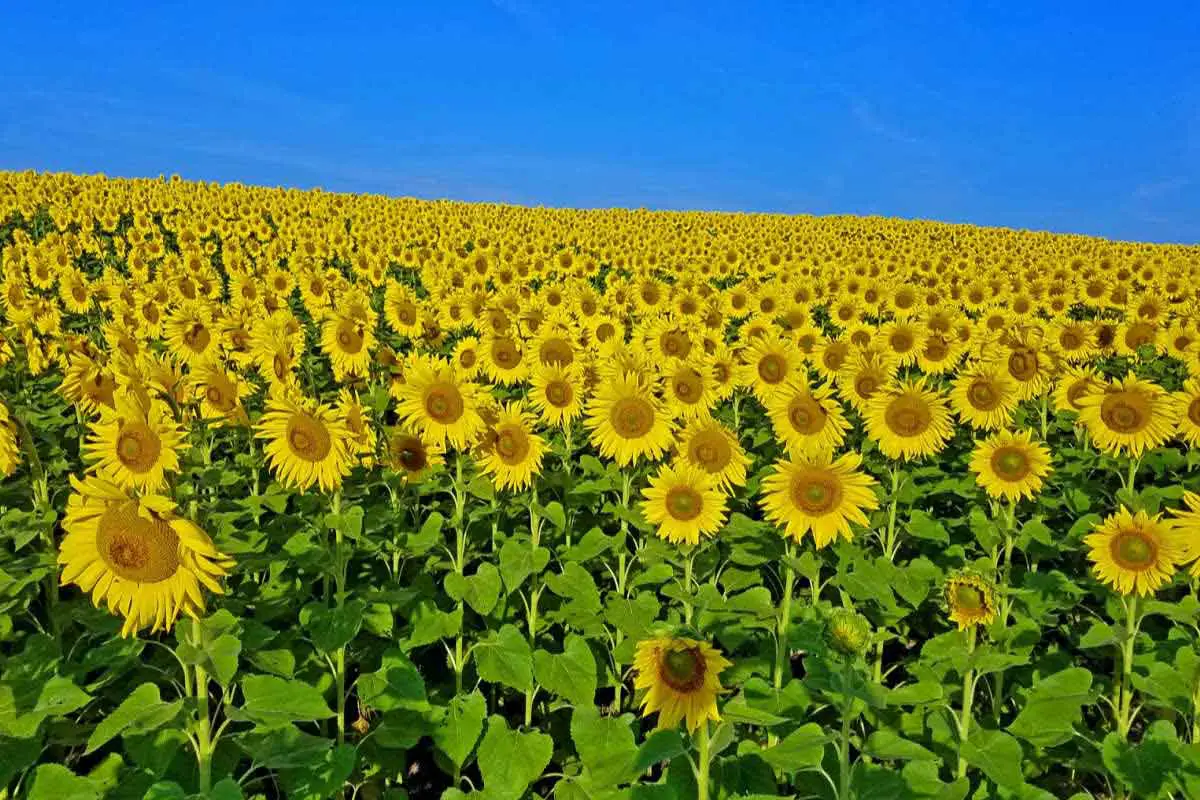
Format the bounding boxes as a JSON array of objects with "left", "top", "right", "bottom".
[{"left": 1, "top": 2, "right": 1197, "bottom": 243}]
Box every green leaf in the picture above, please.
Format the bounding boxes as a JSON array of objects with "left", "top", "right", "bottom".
[
  {"left": 301, "top": 599, "right": 365, "bottom": 652},
  {"left": 499, "top": 537, "right": 550, "bottom": 594},
  {"left": 633, "top": 729, "right": 687, "bottom": 772},
  {"left": 277, "top": 743, "right": 356, "bottom": 800},
  {"left": 0, "top": 675, "right": 91, "bottom": 738},
  {"left": 405, "top": 511, "right": 444, "bottom": 555},
  {"left": 959, "top": 729, "right": 1024, "bottom": 789},
  {"left": 475, "top": 624, "right": 533, "bottom": 693},
  {"left": 761, "top": 723, "right": 828, "bottom": 772},
  {"left": 907, "top": 510, "right": 949, "bottom": 543},
  {"left": 571, "top": 706, "right": 637, "bottom": 786},
  {"left": 461, "top": 563, "right": 502, "bottom": 616},
  {"left": 405, "top": 602, "right": 462, "bottom": 649},
  {"left": 534, "top": 635, "right": 597, "bottom": 705},
  {"left": 27, "top": 764, "right": 101, "bottom": 800},
  {"left": 862, "top": 730, "right": 937, "bottom": 761},
  {"left": 239, "top": 675, "right": 335, "bottom": 726},
  {"left": 434, "top": 690, "right": 487, "bottom": 769},
  {"left": 326, "top": 504, "right": 364, "bottom": 541},
  {"left": 541, "top": 501, "right": 567, "bottom": 531},
  {"left": 1101, "top": 727, "right": 1184, "bottom": 798},
  {"left": 477, "top": 715, "right": 553, "bottom": 799},
  {"left": 357, "top": 648, "right": 428, "bottom": 712},
  {"left": 1007, "top": 667, "right": 1093, "bottom": 748},
  {"left": 85, "top": 683, "right": 181, "bottom": 754}
]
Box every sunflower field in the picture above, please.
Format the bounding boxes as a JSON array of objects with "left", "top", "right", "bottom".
[{"left": 3, "top": 171, "right": 1200, "bottom": 800}]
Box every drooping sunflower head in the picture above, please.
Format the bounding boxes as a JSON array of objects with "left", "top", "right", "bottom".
[
  {"left": 632, "top": 636, "right": 732, "bottom": 733},
  {"left": 943, "top": 571, "right": 998, "bottom": 630},
  {"left": 0, "top": 401, "right": 20, "bottom": 478},
  {"left": 969, "top": 429, "right": 1053, "bottom": 503},
  {"left": 1085, "top": 506, "right": 1185, "bottom": 596},
  {"left": 58, "top": 475, "right": 232, "bottom": 637},
  {"left": 864, "top": 378, "right": 955, "bottom": 462},
  {"left": 255, "top": 394, "right": 356, "bottom": 492},
  {"left": 1077, "top": 374, "right": 1178, "bottom": 458},
  {"left": 337, "top": 388, "right": 378, "bottom": 464}
]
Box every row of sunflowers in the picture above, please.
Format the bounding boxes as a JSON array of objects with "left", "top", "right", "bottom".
[{"left": 2, "top": 169, "right": 1200, "bottom": 799}]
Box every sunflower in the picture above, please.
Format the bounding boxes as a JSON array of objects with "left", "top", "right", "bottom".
[
  {"left": 0, "top": 401, "right": 20, "bottom": 477},
  {"left": 1085, "top": 507, "right": 1184, "bottom": 596},
  {"left": 256, "top": 394, "right": 356, "bottom": 492},
  {"left": 164, "top": 303, "right": 220, "bottom": 366},
  {"left": 676, "top": 418, "right": 750, "bottom": 492},
  {"left": 760, "top": 452, "right": 880, "bottom": 548},
  {"left": 190, "top": 362, "right": 249, "bottom": 427},
  {"left": 58, "top": 475, "right": 232, "bottom": 637},
  {"left": 320, "top": 314, "right": 375, "bottom": 381},
  {"left": 529, "top": 362, "right": 586, "bottom": 428},
  {"left": 1173, "top": 378, "right": 1200, "bottom": 448},
  {"left": 944, "top": 571, "right": 998, "bottom": 629},
  {"left": 384, "top": 282, "right": 424, "bottom": 337},
  {"left": 969, "top": 429, "right": 1052, "bottom": 502},
  {"left": 812, "top": 338, "right": 851, "bottom": 382},
  {"left": 949, "top": 364, "right": 1020, "bottom": 431},
  {"left": 740, "top": 332, "right": 802, "bottom": 403},
  {"left": 477, "top": 402, "right": 546, "bottom": 491},
  {"left": 878, "top": 321, "right": 921, "bottom": 367},
  {"left": 1077, "top": 375, "right": 1178, "bottom": 458},
  {"left": 1052, "top": 366, "right": 1103, "bottom": 416},
  {"left": 384, "top": 427, "right": 445, "bottom": 485},
  {"left": 584, "top": 372, "right": 675, "bottom": 467},
  {"left": 864, "top": 378, "right": 955, "bottom": 461},
  {"left": 640, "top": 463, "right": 728, "bottom": 545},
  {"left": 338, "top": 389, "right": 377, "bottom": 465},
  {"left": 61, "top": 356, "right": 118, "bottom": 415},
  {"left": 662, "top": 359, "right": 717, "bottom": 421},
  {"left": 998, "top": 331, "right": 1054, "bottom": 401},
  {"left": 835, "top": 351, "right": 896, "bottom": 413},
  {"left": 765, "top": 381, "right": 848, "bottom": 457},
  {"left": 827, "top": 608, "right": 872, "bottom": 656},
  {"left": 84, "top": 394, "right": 182, "bottom": 493},
  {"left": 452, "top": 336, "right": 484, "bottom": 380},
  {"left": 393, "top": 357, "right": 487, "bottom": 451},
  {"left": 1167, "top": 491, "right": 1200, "bottom": 577},
  {"left": 632, "top": 636, "right": 731, "bottom": 733},
  {"left": 481, "top": 332, "right": 529, "bottom": 385}
]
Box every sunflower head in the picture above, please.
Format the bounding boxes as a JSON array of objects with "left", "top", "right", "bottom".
[
  {"left": 826, "top": 608, "right": 872, "bottom": 656},
  {"left": 944, "top": 571, "right": 998, "bottom": 630},
  {"left": 1085, "top": 507, "right": 1185, "bottom": 596},
  {"left": 632, "top": 636, "right": 732, "bottom": 733}
]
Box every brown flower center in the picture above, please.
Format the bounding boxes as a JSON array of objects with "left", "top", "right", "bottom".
[
  {"left": 1100, "top": 391, "right": 1150, "bottom": 434},
  {"left": 391, "top": 434, "right": 428, "bottom": 472},
  {"left": 286, "top": 412, "right": 333, "bottom": 462},
  {"left": 116, "top": 421, "right": 162, "bottom": 474},
  {"left": 990, "top": 446, "right": 1031, "bottom": 481},
  {"left": 660, "top": 330, "right": 692, "bottom": 359},
  {"left": 790, "top": 471, "right": 842, "bottom": 515},
  {"left": 666, "top": 486, "right": 703, "bottom": 521},
  {"left": 458, "top": 348, "right": 477, "bottom": 368},
  {"left": 1007, "top": 348, "right": 1039, "bottom": 381},
  {"left": 885, "top": 395, "right": 932, "bottom": 437},
  {"left": 494, "top": 426, "right": 531, "bottom": 466},
  {"left": 1124, "top": 322, "right": 1156, "bottom": 350},
  {"left": 689, "top": 430, "right": 731, "bottom": 472},
  {"left": 539, "top": 337, "right": 574, "bottom": 367},
  {"left": 967, "top": 380, "right": 1002, "bottom": 411},
  {"left": 787, "top": 395, "right": 827, "bottom": 435},
  {"left": 96, "top": 501, "right": 180, "bottom": 583},
  {"left": 1111, "top": 529, "right": 1157, "bottom": 570},
  {"left": 336, "top": 321, "right": 364, "bottom": 354},
  {"left": 595, "top": 322, "right": 616, "bottom": 342},
  {"left": 610, "top": 397, "right": 655, "bottom": 439},
  {"left": 545, "top": 380, "right": 573, "bottom": 409},
  {"left": 491, "top": 337, "right": 521, "bottom": 369},
  {"left": 424, "top": 383, "right": 466, "bottom": 425},
  {"left": 757, "top": 353, "right": 786, "bottom": 384},
  {"left": 183, "top": 322, "right": 211, "bottom": 353},
  {"left": 672, "top": 368, "right": 704, "bottom": 404},
  {"left": 659, "top": 647, "right": 706, "bottom": 692}
]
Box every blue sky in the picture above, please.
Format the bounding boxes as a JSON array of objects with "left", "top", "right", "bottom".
[{"left": 1, "top": 1, "right": 1197, "bottom": 243}]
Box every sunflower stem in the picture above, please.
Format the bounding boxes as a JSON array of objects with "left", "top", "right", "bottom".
[
  {"left": 1115, "top": 595, "right": 1142, "bottom": 738},
  {"left": 695, "top": 720, "right": 711, "bottom": 800},
  {"left": 882, "top": 468, "right": 901, "bottom": 561},
  {"left": 682, "top": 546, "right": 696, "bottom": 625},
  {"left": 188, "top": 623, "right": 214, "bottom": 795},
  {"left": 1038, "top": 391, "right": 1049, "bottom": 440},
  {"left": 837, "top": 657, "right": 855, "bottom": 800},
  {"left": 612, "top": 471, "right": 634, "bottom": 711},
  {"left": 955, "top": 626, "right": 978, "bottom": 780},
  {"left": 452, "top": 456, "right": 468, "bottom": 696},
  {"left": 774, "top": 542, "right": 796, "bottom": 692},
  {"left": 1123, "top": 456, "right": 1140, "bottom": 502}
]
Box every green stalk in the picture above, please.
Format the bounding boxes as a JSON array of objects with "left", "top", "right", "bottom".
[
  {"left": 331, "top": 491, "right": 347, "bottom": 748},
  {"left": 774, "top": 542, "right": 796, "bottom": 691},
  {"left": 695, "top": 721, "right": 711, "bottom": 800},
  {"left": 956, "top": 626, "right": 978, "bottom": 780},
  {"left": 612, "top": 471, "right": 633, "bottom": 711},
  {"left": 681, "top": 546, "right": 696, "bottom": 625},
  {"left": 526, "top": 497, "right": 542, "bottom": 726},
  {"left": 452, "top": 456, "right": 468, "bottom": 695},
  {"left": 1115, "top": 595, "right": 1142, "bottom": 738},
  {"left": 189, "top": 623, "right": 214, "bottom": 795},
  {"left": 838, "top": 658, "right": 855, "bottom": 800}
]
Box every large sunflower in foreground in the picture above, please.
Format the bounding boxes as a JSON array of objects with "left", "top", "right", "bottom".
[
  {"left": 58, "top": 475, "right": 232, "bottom": 637},
  {"left": 393, "top": 357, "right": 487, "bottom": 451},
  {"left": 640, "top": 462, "right": 728, "bottom": 545},
  {"left": 765, "top": 380, "right": 848, "bottom": 457},
  {"left": 584, "top": 372, "right": 674, "bottom": 467},
  {"left": 944, "top": 571, "right": 998, "bottom": 630},
  {"left": 676, "top": 418, "right": 750, "bottom": 492},
  {"left": 1085, "top": 507, "right": 1184, "bottom": 596},
  {"left": 1077, "top": 374, "right": 1178, "bottom": 457},
  {"left": 84, "top": 394, "right": 182, "bottom": 493},
  {"left": 969, "top": 429, "right": 1052, "bottom": 502},
  {"left": 864, "top": 378, "right": 955, "bottom": 461},
  {"left": 256, "top": 394, "right": 355, "bottom": 492},
  {"left": 760, "top": 452, "right": 880, "bottom": 548},
  {"left": 477, "top": 402, "right": 546, "bottom": 491},
  {"left": 633, "top": 636, "right": 731, "bottom": 733}
]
